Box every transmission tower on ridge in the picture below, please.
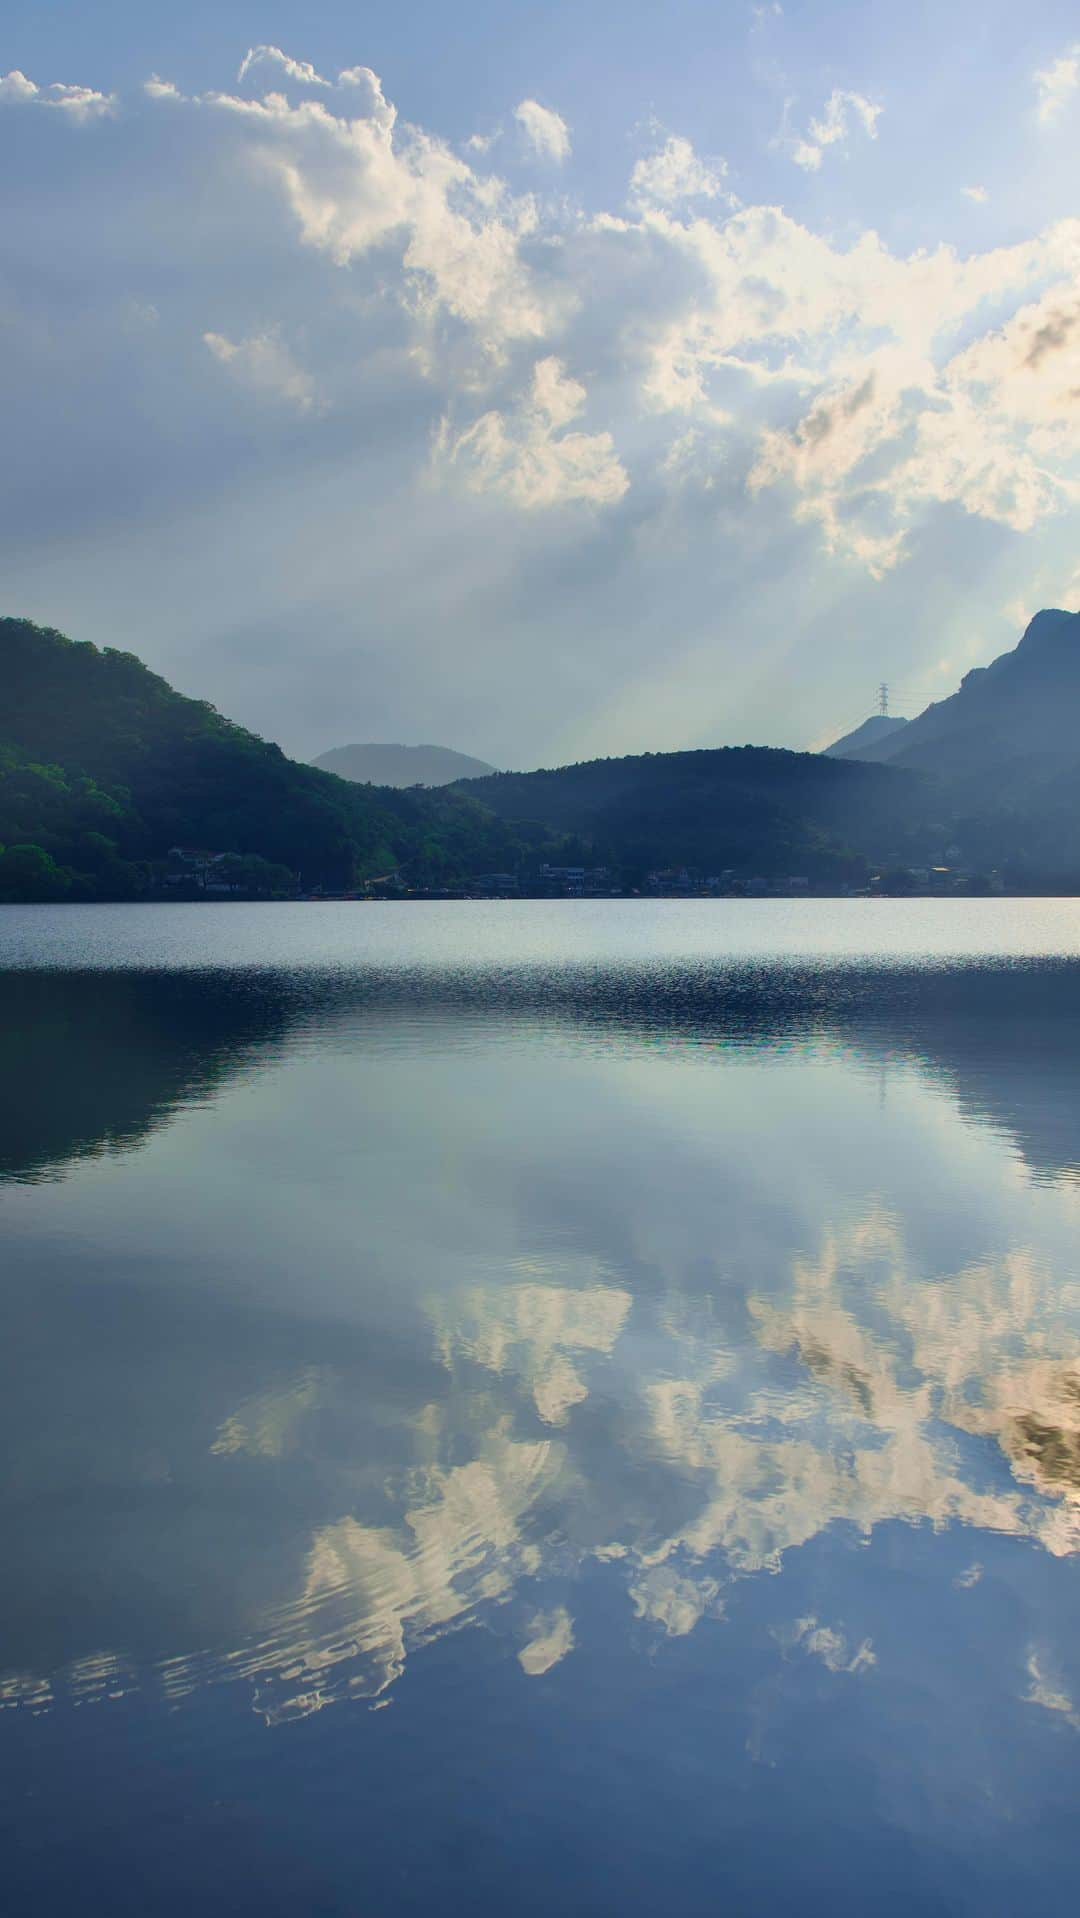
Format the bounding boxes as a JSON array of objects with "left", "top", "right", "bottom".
[{"left": 877, "top": 681, "right": 890, "bottom": 717}]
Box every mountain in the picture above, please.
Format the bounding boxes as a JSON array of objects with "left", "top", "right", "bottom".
[
  {"left": 455, "top": 745, "right": 931, "bottom": 884},
  {"left": 312, "top": 743, "right": 496, "bottom": 787},
  {"left": 850, "top": 610, "right": 1080, "bottom": 773},
  {"left": 819, "top": 609, "right": 1080, "bottom": 881},
  {"left": 823, "top": 715, "right": 908, "bottom": 759},
  {"left": 0, "top": 619, "right": 523, "bottom": 900},
  {"left": 8, "top": 608, "right": 1080, "bottom": 905}
]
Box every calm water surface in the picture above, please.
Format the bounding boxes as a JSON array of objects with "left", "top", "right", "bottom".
[{"left": 3, "top": 902, "right": 1080, "bottom": 1915}]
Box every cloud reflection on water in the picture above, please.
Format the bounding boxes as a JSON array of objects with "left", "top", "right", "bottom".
[{"left": 2, "top": 955, "right": 1080, "bottom": 1735}]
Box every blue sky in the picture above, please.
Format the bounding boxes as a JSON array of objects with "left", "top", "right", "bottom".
[{"left": 2, "top": 2, "right": 1079, "bottom": 764}]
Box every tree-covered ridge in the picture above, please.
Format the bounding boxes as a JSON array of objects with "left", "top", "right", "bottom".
[
  {"left": 0, "top": 619, "right": 521, "bottom": 899},
  {"left": 454, "top": 746, "right": 934, "bottom": 885},
  {"left": 10, "top": 613, "right": 1075, "bottom": 904}
]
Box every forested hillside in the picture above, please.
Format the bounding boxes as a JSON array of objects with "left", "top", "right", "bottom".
[
  {"left": 8, "top": 612, "right": 1079, "bottom": 904},
  {"left": 455, "top": 746, "right": 933, "bottom": 885},
  {"left": 0, "top": 620, "right": 522, "bottom": 899}
]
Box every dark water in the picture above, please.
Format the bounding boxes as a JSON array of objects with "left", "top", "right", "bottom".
[{"left": 4, "top": 901, "right": 1080, "bottom": 1916}]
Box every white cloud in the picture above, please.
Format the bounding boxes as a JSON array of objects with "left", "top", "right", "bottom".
[
  {"left": 5, "top": 43, "right": 1080, "bottom": 620},
  {"left": 465, "top": 130, "right": 499, "bottom": 155},
  {"left": 630, "top": 135, "right": 729, "bottom": 207},
  {"left": 777, "top": 1615, "right": 876, "bottom": 1674},
  {"left": 944, "top": 286, "right": 1080, "bottom": 441},
  {"left": 740, "top": 221, "right": 1080, "bottom": 567},
  {"left": 0, "top": 69, "right": 115, "bottom": 119},
  {"left": 143, "top": 75, "right": 183, "bottom": 102},
  {"left": 1034, "top": 45, "right": 1079, "bottom": 125},
  {"left": 11, "top": 1127, "right": 1080, "bottom": 1728},
  {"left": 1026, "top": 1650, "right": 1080, "bottom": 1725},
  {"left": 430, "top": 1278, "right": 631, "bottom": 1424},
  {"left": 203, "top": 331, "right": 318, "bottom": 410},
  {"left": 195, "top": 79, "right": 556, "bottom": 347},
  {"left": 122, "top": 56, "right": 1080, "bottom": 560},
  {"left": 237, "top": 46, "right": 330, "bottom": 89},
  {"left": 518, "top": 1606, "right": 575, "bottom": 1675},
  {"left": 790, "top": 88, "right": 881, "bottom": 171},
  {"left": 47, "top": 83, "right": 117, "bottom": 121},
  {"left": 437, "top": 357, "right": 629, "bottom": 509},
  {"left": 961, "top": 185, "right": 989, "bottom": 204},
  {"left": 954, "top": 1562, "right": 983, "bottom": 1589},
  {"left": 513, "top": 98, "right": 571, "bottom": 163},
  {"left": 336, "top": 66, "right": 398, "bottom": 120},
  {"left": 629, "top": 1567, "right": 723, "bottom": 1637},
  {"left": 0, "top": 70, "right": 38, "bottom": 104}
]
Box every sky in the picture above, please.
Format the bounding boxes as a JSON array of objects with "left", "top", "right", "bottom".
[{"left": 2, "top": 1, "right": 1080, "bottom": 768}]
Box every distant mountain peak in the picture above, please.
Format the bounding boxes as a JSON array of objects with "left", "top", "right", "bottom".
[
  {"left": 311, "top": 742, "right": 497, "bottom": 788},
  {"left": 1017, "top": 606, "right": 1077, "bottom": 650},
  {"left": 826, "top": 606, "right": 1080, "bottom": 776}
]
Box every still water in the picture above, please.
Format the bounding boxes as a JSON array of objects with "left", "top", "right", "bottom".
[{"left": 3, "top": 901, "right": 1080, "bottom": 1915}]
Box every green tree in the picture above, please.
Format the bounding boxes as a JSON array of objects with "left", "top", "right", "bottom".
[{"left": 0, "top": 843, "right": 74, "bottom": 901}]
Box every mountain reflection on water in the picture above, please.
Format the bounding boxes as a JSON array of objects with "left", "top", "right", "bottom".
[{"left": 3, "top": 921, "right": 1080, "bottom": 1911}]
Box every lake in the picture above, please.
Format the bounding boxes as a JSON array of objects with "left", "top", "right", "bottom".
[{"left": 3, "top": 900, "right": 1080, "bottom": 1915}]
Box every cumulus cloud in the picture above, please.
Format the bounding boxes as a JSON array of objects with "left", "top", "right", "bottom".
[
  {"left": 0, "top": 70, "right": 38, "bottom": 104},
  {"left": 237, "top": 46, "right": 331, "bottom": 89},
  {"left": 430, "top": 1278, "right": 631, "bottom": 1425},
  {"left": 10, "top": 1078, "right": 1080, "bottom": 1733},
  {"left": 0, "top": 69, "right": 114, "bottom": 119},
  {"left": 1034, "top": 45, "right": 1079, "bottom": 125},
  {"left": 790, "top": 88, "right": 881, "bottom": 171},
  {"left": 29, "top": 50, "right": 1076, "bottom": 573},
  {"left": 513, "top": 97, "right": 571, "bottom": 163},
  {"left": 143, "top": 75, "right": 183, "bottom": 102},
  {"left": 777, "top": 1616, "right": 876, "bottom": 1674},
  {"left": 629, "top": 1567, "right": 723, "bottom": 1636},
  {"left": 4, "top": 35, "right": 1080, "bottom": 762},
  {"left": 518, "top": 1606, "right": 575, "bottom": 1675},
  {"left": 336, "top": 64, "right": 397, "bottom": 111},
  {"left": 629, "top": 135, "right": 729, "bottom": 207},
  {"left": 436, "top": 357, "right": 629, "bottom": 509},
  {"left": 48, "top": 82, "right": 116, "bottom": 121},
  {"left": 203, "top": 331, "right": 319, "bottom": 410},
  {"left": 194, "top": 76, "right": 556, "bottom": 347},
  {"left": 742, "top": 221, "right": 1080, "bottom": 569}
]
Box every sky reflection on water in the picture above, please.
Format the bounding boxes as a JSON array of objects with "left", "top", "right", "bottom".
[{"left": 3, "top": 905, "right": 1080, "bottom": 1914}]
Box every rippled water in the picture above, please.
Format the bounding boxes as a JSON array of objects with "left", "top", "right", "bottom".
[{"left": 3, "top": 902, "right": 1080, "bottom": 1915}]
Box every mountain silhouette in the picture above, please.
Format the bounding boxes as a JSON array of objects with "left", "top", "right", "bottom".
[
  {"left": 848, "top": 609, "right": 1080, "bottom": 777},
  {"left": 819, "top": 610, "right": 1080, "bottom": 878},
  {"left": 824, "top": 714, "right": 908, "bottom": 759},
  {"left": 312, "top": 743, "right": 496, "bottom": 787}
]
